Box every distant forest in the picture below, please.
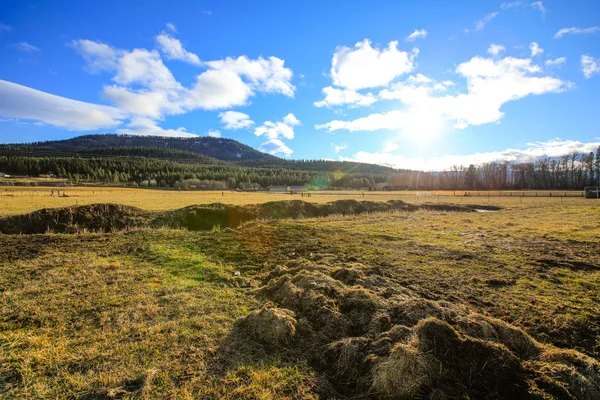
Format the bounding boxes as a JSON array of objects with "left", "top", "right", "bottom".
[{"left": 0, "top": 136, "right": 598, "bottom": 190}]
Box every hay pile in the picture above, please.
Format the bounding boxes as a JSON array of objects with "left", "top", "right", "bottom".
[{"left": 239, "top": 262, "right": 600, "bottom": 399}]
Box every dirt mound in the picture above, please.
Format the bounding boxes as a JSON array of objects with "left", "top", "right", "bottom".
[
  {"left": 239, "top": 262, "right": 600, "bottom": 399},
  {"left": 0, "top": 200, "right": 487, "bottom": 234},
  {"left": 163, "top": 199, "right": 480, "bottom": 231},
  {"left": 0, "top": 203, "right": 150, "bottom": 234}
]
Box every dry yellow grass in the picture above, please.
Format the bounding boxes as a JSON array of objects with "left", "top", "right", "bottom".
[{"left": 0, "top": 186, "right": 591, "bottom": 216}]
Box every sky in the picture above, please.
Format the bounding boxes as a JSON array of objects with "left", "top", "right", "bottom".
[{"left": 0, "top": 0, "right": 599, "bottom": 170}]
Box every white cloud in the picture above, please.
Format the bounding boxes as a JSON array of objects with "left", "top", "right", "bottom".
[
  {"left": 189, "top": 69, "right": 252, "bottom": 110},
  {"left": 117, "top": 117, "right": 197, "bottom": 137},
  {"left": 487, "top": 44, "right": 505, "bottom": 55},
  {"left": 545, "top": 57, "right": 566, "bottom": 67},
  {"left": 314, "top": 86, "right": 377, "bottom": 108},
  {"left": 529, "top": 42, "right": 543, "bottom": 57},
  {"left": 72, "top": 39, "right": 294, "bottom": 120},
  {"left": 71, "top": 39, "right": 119, "bottom": 73},
  {"left": 102, "top": 86, "right": 169, "bottom": 119},
  {"left": 166, "top": 22, "right": 177, "bottom": 32},
  {"left": 207, "top": 129, "right": 221, "bottom": 138},
  {"left": 283, "top": 113, "right": 300, "bottom": 126},
  {"left": 0, "top": 23, "right": 11, "bottom": 32},
  {"left": 330, "top": 39, "right": 417, "bottom": 90},
  {"left": 406, "top": 29, "right": 427, "bottom": 42},
  {"left": 581, "top": 55, "right": 600, "bottom": 79},
  {"left": 554, "top": 26, "right": 600, "bottom": 39},
  {"left": 0, "top": 80, "right": 125, "bottom": 130},
  {"left": 204, "top": 56, "right": 295, "bottom": 96},
  {"left": 475, "top": 12, "right": 499, "bottom": 31},
  {"left": 531, "top": 1, "right": 547, "bottom": 15},
  {"left": 318, "top": 55, "right": 569, "bottom": 137},
  {"left": 254, "top": 113, "right": 300, "bottom": 140},
  {"left": 407, "top": 73, "right": 433, "bottom": 84},
  {"left": 500, "top": 2, "right": 523, "bottom": 9},
  {"left": 12, "top": 42, "right": 40, "bottom": 53},
  {"left": 260, "top": 138, "right": 293, "bottom": 156},
  {"left": 113, "top": 48, "right": 181, "bottom": 90},
  {"left": 383, "top": 143, "right": 399, "bottom": 152},
  {"left": 156, "top": 33, "right": 201, "bottom": 65},
  {"left": 342, "top": 140, "right": 600, "bottom": 171},
  {"left": 332, "top": 143, "right": 347, "bottom": 153},
  {"left": 219, "top": 111, "right": 254, "bottom": 130}
]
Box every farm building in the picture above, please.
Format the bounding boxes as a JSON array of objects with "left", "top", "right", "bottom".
[
  {"left": 268, "top": 186, "right": 289, "bottom": 193},
  {"left": 289, "top": 185, "right": 308, "bottom": 193},
  {"left": 584, "top": 186, "right": 600, "bottom": 199},
  {"left": 268, "top": 185, "right": 309, "bottom": 193},
  {"left": 0, "top": 172, "right": 9, "bottom": 178}
]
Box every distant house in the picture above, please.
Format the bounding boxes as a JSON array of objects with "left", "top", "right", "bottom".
[
  {"left": 0, "top": 172, "right": 8, "bottom": 178},
  {"left": 268, "top": 186, "right": 289, "bottom": 193},
  {"left": 584, "top": 186, "right": 599, "bottom": 199},
  {"left": 38, "top": 171, "right": 56, "bottom": 178},
  {"left": 268, "top": 185, "right": 309, "bottom": 193},
  {"left": 289, "top": 185, "right": 308, "bottom": 193}
]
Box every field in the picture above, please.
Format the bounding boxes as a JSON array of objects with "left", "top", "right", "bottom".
[
  {"left": 0, "top": 186, "right": 589, "bottom": 216},
  {"left": 1, "top": 189, "right": 599, "bottom": 398}
]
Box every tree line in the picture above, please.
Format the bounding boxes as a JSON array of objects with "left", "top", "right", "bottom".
[
  {"left": 383, "top": 149, "right": 600, "bottom": 190},
  {"left": 1, "top": 148, "right": 598, "bottom": 190},
  {"left": 0, "top": 155, "right": 387, "bottom": 189}
]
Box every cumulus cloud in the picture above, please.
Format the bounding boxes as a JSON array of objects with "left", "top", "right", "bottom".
[
  {"left": 156, "top": 33, "right": 201, "bottom": 65},
  {"left": 259, "top": 138, "right": 293, "bottom": 156},
  {"left": 545, "top": 57, "right": 566, "bottom": 67},
  {"left": 12, "top": 42, "right": 40, "bottom": 53},
  {"left": 70, "top": 37, "right": 295, "bottom": 127},
  {"left": 0, "top": 80, "right": 125, "bottom": 130},
  {"left": 529, "top": 42, "right": 543, "bottom": 57},
  {"left": 219, "top": 110, "right": 254, "bottom": 129},
  {"left": 117, "top": 117, "right": 197, "bottom": 137},
  {"left": 189, "top": 69, "right": 251, "bottom": 110},
  {"left": 314, "top": 86, "right": 377, "bottom": 108},
  {"left": 341, "top": 140, "right": 600, "bottom": 171},
  {"left": 406, "top": 29, "right": 427, "bottom": 42},
  {"left": 204, "top": 56, "right": 295, "bottom": 96},
  {"left": 581, "top": 55, "right": 600, "bottom": 79},
  {"left": 207, "top": 129, "right": 221, "bottom": 138},
  {"left": 330, "top": 39, "right": 417, "bottom": 90},
  {"left": 488, "top": 44, "right": 505, "bottom": 55},
  {"left": 254, "top": 113, "right": 300, "bottom": 140},
  {"left": 554, "top": 26, "right": 600, "bottom": 39},
  {"left": 317, "top": 55, "right": 569, "bottom": 137},
  {"left": 531, "top": 1, "right": 547, "bottom": 15},
  {"left": 71, "top": 39, "right": 119, "bottom": 73},
  {"left": 1, "top": 31, "right": 296, "bottom": 136},
  {"left": 254, "top": 113, "right": 299, "bottom": 156}
]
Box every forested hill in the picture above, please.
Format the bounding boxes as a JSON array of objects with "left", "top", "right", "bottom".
[
  {"left": 0, "top": 134, "right": 401, "bottom": 189},
  {"left": 0, "top": 134, "right": 398, "bottom": 175},
  {"left": 0, "top": 134, "right": 277, "bottom": 162}
]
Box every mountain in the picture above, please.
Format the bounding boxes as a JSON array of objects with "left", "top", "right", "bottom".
[
  {"left": 0, "top": 134, "right": 278, "bottom": 162},
  {"left": 0, "top": 134, "right": 399, "bottom": 174}
]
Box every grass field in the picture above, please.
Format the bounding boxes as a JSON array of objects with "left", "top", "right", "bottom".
[
  {"left": 0, "top": 186, "right": 590, "bottom": 216},
  {"left": 1, "top": 192, "right": 599, "bottom": 398}
]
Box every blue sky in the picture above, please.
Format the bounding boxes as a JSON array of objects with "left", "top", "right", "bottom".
[{"left": 1, "top": 0, "right": 599, "bottom": 170}]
